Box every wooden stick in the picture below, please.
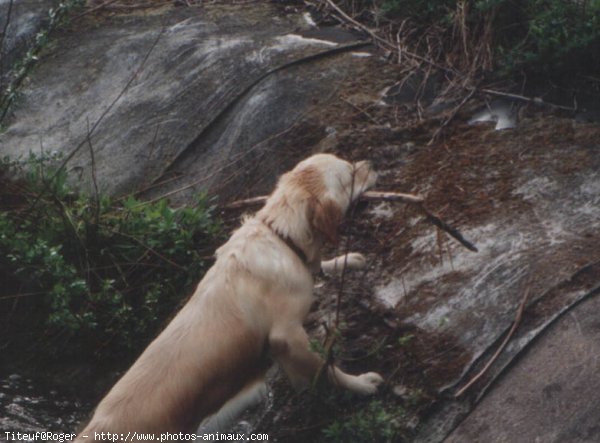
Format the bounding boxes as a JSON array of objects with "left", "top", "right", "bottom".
[
  {"left": 454, "top": 285, "right": 531, "bottom": 398},
  {"left": 225, "top": 191, "right": 424, "bottom": 209},
  {"left": 363, "top": 190, "right": 425, "bottom": 204},
  {"left": 419, "top": 205, "right": 478, "bottom": 252},
  {"left": 224, "top": 195, "right": 268, "bottom": 209},
  {"left": 224, "top": 191, "right": 478, "bottom": 252},
  {"left": 475, "top": 87, "right": 577, "bottom": 112}
]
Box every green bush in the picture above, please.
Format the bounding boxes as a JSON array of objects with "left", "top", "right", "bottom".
[
  {"left": 373, "top": 0, "right": 600, "bottom": 76},
  {"left": 322, "top": 400, "right": 405, "bottom": 443},
  {"left": 0, "top": 153, "right": 221, "bottom": 363},
  {"left": 0, "top": 0, "right": 86, "bottom": 124},
  {"left": 521, "top": 0, "right": 600, "bottom": 72},
  {"left": 381, "top": 0, "right": 455, "bottom": 23}
]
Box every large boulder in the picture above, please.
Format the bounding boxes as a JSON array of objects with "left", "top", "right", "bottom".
[
  {"left": 0, "top": 2, "right": 372, "bottom": 202},
  {"left": 0, "top": 0, "right": 60, "bottom": 82},
  {"left": 2, "top": 2, "right": 600, "bottom": 441}
]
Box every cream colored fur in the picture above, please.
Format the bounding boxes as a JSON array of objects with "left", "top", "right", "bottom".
[
  {"left": 76, "top": 154, "right": 382, "bottom": 440},
  {"left": 321, "top": 252, "right": 367, "bottom": 276}
]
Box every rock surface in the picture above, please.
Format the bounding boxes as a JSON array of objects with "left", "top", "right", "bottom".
[
  {"left": 0, "top": 0, "right": 59, "bottom": 82},
  {"left": 2, "top": 2, "right": 600, "bottom": 442},
  {"left": 445, "top": 291, "right": 600, "bottom": 443},
  {"left": 1, "top": 3, "right": 371, "bottom": 202}
]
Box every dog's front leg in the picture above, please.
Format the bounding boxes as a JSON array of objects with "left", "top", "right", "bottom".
[
  {"left": 269, "top": 323, "right": 383, "bottom": 395},
  {"left": 321, "top": 252, "right": 367, "bottom": 276}
]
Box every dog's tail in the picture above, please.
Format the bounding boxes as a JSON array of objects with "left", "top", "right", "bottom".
[{"left": 197, "top": 377, "right": 268, "bottom": 434}]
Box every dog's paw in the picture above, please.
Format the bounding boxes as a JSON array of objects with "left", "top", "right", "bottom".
[
  {"left": 344, "top": 252, "right": 367, "bottom": 270},
  {"left": 322, "top": 253, "right": 367, "bottom": 275},
  {"left": 353, "top": 372, "right": 384, "bottom": 395}
]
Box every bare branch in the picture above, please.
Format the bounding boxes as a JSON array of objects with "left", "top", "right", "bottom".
[
  {"left": 321, "top": 0, "right": 457, "bottom": 75},
  {"left": 0, "top": 0, "right": 14, "bottom": 67},
  {"left": 427, "top": 87, "right": 477, "bottom": 145},
  {"left": 454, "top": 284, "right": 531, "bottom": 397},
  {"left": 417, "top": 204, "right": 478, "bottom": 252},
  {"left": 73, "top": 0, "right": 121, "bottom": 19},
  {"left": 313, "top": 164, "right": 360, "bottom": 389},
  {"left": 86, "top": 117, "right": 101, "bottom": 224},
  {"left": 475, "top": 87, "right": 577, "bottom": 112},
  {"left": 0, "top": 0, "right": 15, "bottom": 110},
  {"left": 24, "top": 25, "right": 165, "bottom": 214}
]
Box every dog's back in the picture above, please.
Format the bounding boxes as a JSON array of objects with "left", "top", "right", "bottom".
[
  {"left": 76, "top": 223, "right": 283, "bottom": 439},
  {"left": 76, "top": 154, "right": 381, "bottom": 440}
]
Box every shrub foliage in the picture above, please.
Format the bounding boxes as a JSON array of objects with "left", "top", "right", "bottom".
[
  {"left": 0, "top": 154, "right": 221, "bottom": 364},
  {"left": 357, "top": 0, "right": 600, "bottom": 76}
]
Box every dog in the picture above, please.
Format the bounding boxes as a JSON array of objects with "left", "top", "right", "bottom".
[{"left": 76, "top": 153, "right": 383, "bottom": 440}]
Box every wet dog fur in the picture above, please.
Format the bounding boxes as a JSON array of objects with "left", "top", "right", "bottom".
[{"left": 76, "top": 154, "right": 383, "bottom": 439}]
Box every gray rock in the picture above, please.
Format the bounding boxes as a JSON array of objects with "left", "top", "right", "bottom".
[
  {"left": 0, "top": 3, "right": 371, "bottom": 202},
  {"left": 469, "top": 99, "right": 519, "bottom": 130},
  {"left": 445, "top": 293, "right": 600, "bottom": 443},
  {"left": 393, "top": 119, "right": 600, "bottom": 442},
  {"left": 0, "top": 0, "right": 60, "bottom": 78}
]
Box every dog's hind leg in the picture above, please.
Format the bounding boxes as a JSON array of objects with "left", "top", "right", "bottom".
[
  {"left": 197, "top": 377, "right": 268, "bottom": 434},
  {"left": 269, "top": 323, "right": 383, "bottom": 395}
]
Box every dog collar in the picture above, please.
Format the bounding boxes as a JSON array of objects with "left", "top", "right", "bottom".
[
  {"left": 262, "top": 220, "right": 307, "bottom": 264},
  {"left": 279, "top": 234, "right": 308, "bottom": 265}
]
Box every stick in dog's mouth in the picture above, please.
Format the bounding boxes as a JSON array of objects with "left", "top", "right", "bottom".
[
  {"left": 225, "top": 191, "right": 478, "bottom": 252},
  {"left": 225, "top": 191, "right": 423, "bottom": 208}
]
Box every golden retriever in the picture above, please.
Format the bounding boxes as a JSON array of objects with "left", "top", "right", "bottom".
[{"left": 76, "top": 153, "right": 382, "bottom": 440}]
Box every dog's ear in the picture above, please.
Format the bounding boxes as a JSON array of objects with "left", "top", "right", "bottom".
[{"left": 310, "top": 198, "right": 342, "bottom": 245}]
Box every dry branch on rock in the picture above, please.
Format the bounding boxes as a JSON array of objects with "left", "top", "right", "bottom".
[{"left": 454, "top": 285, "right": 532, "bottom": 397}]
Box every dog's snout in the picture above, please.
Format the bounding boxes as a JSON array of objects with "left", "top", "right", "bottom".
[
  {"left": 357, "top": 160, "right": 377, "bottom": 177},
  {"left": 352, "top": 160, "right": 377, "bottom": 196}
]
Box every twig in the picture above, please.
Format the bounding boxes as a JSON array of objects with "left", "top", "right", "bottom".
[
  {"left": 417, "top": 203, "right": 478, "bottom": 252},
  {"left": 313, "top": 164, "right": 359, "bottom": 389},
  {"left": 86, "top": 117, "right": 101, "bottom": 224},
  {"left": 322, "top": 0, "right": 456, "bottom": 75},
  {"left": 112, "top": 230, "right": 187, "bottom": 271},
  {"left": 128, "top": 175, "right": 182, "bottom": 199},
  {"left": 224, "top": 195, "right": 269, "bottom": 209},
  {"left": 427, "top": 87, "right": 476, "bottom": 145},
  {"left": 149, "top": 40, "right": 370, "bottom": 187},
  {"left": 475, "top": 87, "right": 577, "bottom": 112},
  {"left": 0, "top": 291, "right": 48, "bottom": 301},
  {"left": 102, "top": 2, "right": 165, "bottom": 10},
  {"left": 0, "top": 0, "right": 15, "bottom": 118},
  {"left": 24, "top": 25, "right": 165, "bottom": 214},
  {"left": 340, "top": 96, "right": 380, "bottom": 125},
  {"left": 138, "top": 108, "right": 314, "bottom": 205},
  {"left": 1, "top": 0, "right": 91, "bottom": 123},
  {"left": 0, "top": 0, "right": 14, "bottom": 78},
  {"left": 454, "top": 284, "right": 531, "bottom": 397},
  {"left": 73, "top": 0, "right": 121, "bottom": 19}
]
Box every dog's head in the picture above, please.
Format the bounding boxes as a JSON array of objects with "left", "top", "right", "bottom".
[{"left": 258, "top": 154, "right": 377, "bottom": 263}]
